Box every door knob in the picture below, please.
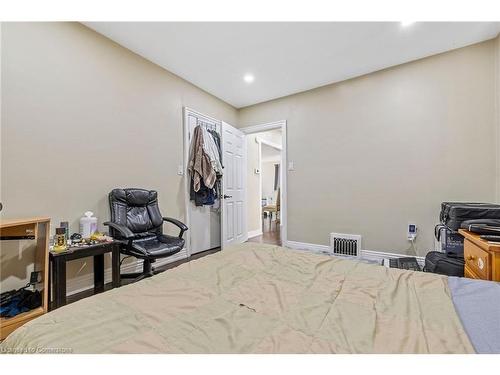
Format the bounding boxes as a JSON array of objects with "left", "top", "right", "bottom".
[{"left": 223, "top": 195, "right": 232, "bottom": 199}]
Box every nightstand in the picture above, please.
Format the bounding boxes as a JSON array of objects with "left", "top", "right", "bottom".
[
  {"left": 458, "top": 229, "right": 500, "bottom": 281},
  {"left": 49, "top": 241, "right": 121, "bottom": 309}
]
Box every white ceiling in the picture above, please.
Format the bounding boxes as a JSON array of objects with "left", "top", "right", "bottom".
[{"left": 84, "top": 22, "right": 500, "bottom": 108}]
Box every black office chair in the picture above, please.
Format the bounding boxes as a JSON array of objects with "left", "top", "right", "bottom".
[{"left": 104, "top": 188, "right": 188, "bottom": 282}]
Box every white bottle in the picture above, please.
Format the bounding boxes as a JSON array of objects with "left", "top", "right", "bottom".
[{"left": 80, "top": 211, "right": 98, "bottom": 239}]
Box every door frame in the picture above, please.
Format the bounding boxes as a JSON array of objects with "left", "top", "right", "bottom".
[
  {"left": 183, "top": 107, "right": 222, "bottom": 257},
  {"left": 240, "top": 120, "right": 288, "bottom": 246}
]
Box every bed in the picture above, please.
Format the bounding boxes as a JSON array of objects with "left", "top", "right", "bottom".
[{"left": 1, "top": 242, "right": 499, "bottom": 353}]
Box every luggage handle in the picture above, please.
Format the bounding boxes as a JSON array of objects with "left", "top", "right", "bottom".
[{"left": 434, "top": 224, "right": 446, "bottom": 241}]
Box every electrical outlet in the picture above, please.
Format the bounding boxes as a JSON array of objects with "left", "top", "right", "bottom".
[
  {"left": 30, "top": 271, "right": 41, "bottom": 284},
  {"left": 407, "top": 223, "right": 417, "bottom": 240}
]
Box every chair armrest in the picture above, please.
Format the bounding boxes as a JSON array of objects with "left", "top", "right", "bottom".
[
  {"left": 103, "top": 222, "right": 135, "bottom": 239},
  {"left": 163, "top": 217, "right": 188, "bottom": 238}
]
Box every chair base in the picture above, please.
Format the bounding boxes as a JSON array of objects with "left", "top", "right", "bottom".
[{"left": 120, "top": 259, "right": 162, "bottom": 283}]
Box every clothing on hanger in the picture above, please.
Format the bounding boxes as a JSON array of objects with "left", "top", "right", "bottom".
[
  {"left": 201, "top": 125, "right": 223, "bottom": 174},
  {"left": 208, "top": 129, "right": 223, "bottom": 167},
  {"left": 190, "top": 179, "right": 216, "bottom": 207},
  {"left": 188, "top": 122, "right": 225, "bottom": 207},
  {"left": 188, "top": 125, "right": 216, "bottom": 192}
]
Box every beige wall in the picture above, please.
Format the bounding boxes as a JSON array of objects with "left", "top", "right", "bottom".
[
  {"left": 239, "top": 40, "right": 498, "bottom": 255},
  {"left": 0, "top": 22, "right": 237, "bottom": 292}
]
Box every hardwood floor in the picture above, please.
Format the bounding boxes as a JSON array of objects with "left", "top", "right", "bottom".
[{"left": 247, "top": 218, "right": 281, "bottom": 246}]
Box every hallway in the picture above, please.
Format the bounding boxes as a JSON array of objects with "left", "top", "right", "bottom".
[{"left": 247, "top": 218, "right": 281, "bottom": 246}]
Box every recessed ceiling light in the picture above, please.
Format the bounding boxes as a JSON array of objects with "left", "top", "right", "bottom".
[
  {"left": 401, "top": 21, "right": 415, "bottom": 27},
  {"left": 243, "top": 74, "right": 255, "bottom": 83}
]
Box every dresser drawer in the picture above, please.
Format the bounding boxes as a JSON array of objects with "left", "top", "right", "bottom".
[
  {"left": 464, "top": 239, "right": 490, "bottom": 280},
  {"left": 464, "top": 265, "right": 480, "bottom": 279}
]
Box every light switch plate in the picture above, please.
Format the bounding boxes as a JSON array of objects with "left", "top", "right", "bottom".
[{"left": 288, "top": 161, "right": 295, "bottom": 171}]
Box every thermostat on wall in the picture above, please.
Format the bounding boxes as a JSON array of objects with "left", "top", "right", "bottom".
[{"left": 254, "top": 168, "right": 261, "bottom": 174}]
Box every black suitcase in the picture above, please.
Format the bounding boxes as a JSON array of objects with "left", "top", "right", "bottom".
[
  {"left": 424, "top": 251, "right": 464, "bottom": 277},
  {"left": 440, "top": 202, "right": 500, "bottom": 230}
]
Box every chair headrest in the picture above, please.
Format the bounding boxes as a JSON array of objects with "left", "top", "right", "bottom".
[{"left": 110, "top": 188, "right": 158, "bottom": 207}]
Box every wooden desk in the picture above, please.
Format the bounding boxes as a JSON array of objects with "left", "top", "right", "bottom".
[
  {"left": 49, "top": 241, "right": 121, "bottom": 309},
  {"left": 0, "top": 217, "right": 50, "bottom": 340},
  {"left": 458, "top": 229, "right": 500, "bottom": 281}
]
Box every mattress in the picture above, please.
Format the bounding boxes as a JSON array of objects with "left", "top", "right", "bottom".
[
  {"left": 448, "top": 276, "right": 500, "bottom": 353},
  {"left": 0, "top": 242, "right": 488, "bottom": 353}
]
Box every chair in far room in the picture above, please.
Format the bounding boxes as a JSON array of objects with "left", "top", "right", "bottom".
[
  {"left": 104, "top": 188, "right": 188, "bottom": 282},
  {"left": 262, "top": 187, "right": 280, "bottom": 231}
]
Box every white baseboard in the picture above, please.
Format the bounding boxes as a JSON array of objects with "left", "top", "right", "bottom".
[
  {"left": 247, "top": 229, "right": 263, "bottom": 239},
  {"left": 285, "top": 240, "right": 330, "bottom": 254},
  {"left": 65, "top": 248, "right": 189, "bottom": 297},
  {"left": 284, "top": 241, "right": 425, "bottom": 268}
]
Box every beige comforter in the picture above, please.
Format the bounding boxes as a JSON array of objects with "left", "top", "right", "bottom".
[{"left": 1, "top": 243, "right": 474, "bottom": 353}]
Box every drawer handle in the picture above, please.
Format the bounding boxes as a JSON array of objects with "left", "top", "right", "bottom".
[
  {"left": 467, "top": 255, "right": 476, "bottom": 261},
  {"left": 478, "top": 258, "right": 485, "bottom": 270}
]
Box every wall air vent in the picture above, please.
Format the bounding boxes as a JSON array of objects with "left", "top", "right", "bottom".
[{"left": 330, "top": 232, "right": 362, "bottom": 257}]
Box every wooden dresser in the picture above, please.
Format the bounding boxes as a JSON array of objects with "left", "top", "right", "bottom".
[{"left": 459, "top": 229, "right": 500, "bottom": 281}]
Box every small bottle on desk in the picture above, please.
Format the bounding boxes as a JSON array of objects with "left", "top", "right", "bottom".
[{"left": 53, "top": 227, "right": 68, "bottom": 252}]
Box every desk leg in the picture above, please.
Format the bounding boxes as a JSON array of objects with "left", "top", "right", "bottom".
[
  {"left": 94, "top": 254, "right": 105, "bottom": 294},
  {"left": 53, "top": 258, "right": 67, "bottom": 309},
  {"left": 111, "top": 244, "right": 121, "bottom": 288},
  {"left": 48, "top": 258, "right": 52, "bottom": 310}
]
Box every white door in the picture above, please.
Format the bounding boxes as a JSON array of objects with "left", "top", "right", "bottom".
[{"left": 221, "top": 122, "right": 247, "bottom": 248}]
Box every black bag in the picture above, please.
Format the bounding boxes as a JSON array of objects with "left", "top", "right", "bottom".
[
  {"left": 424, "top": 251, "right": 465, "bottom": 277},
  {"left": 440, "top": 202, "right": 500, "bottom": 230},
  {"left": 460, "top": 219, "right": 500, "bottom": 235},
  {"left": 0, "top": 288, "right": 41, "bottom": 318}
]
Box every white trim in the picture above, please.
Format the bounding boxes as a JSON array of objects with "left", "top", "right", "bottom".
[
  {"left": 240, "top": 120, "right": 288, "bottom": 246},
  {"left": 255, "top": 137, "right": 282, "bottom": 151},
  {"left": 66, "top": 249, "right": 189, "bottom": 297},
  {"left": 285, "top": 240, "right": 330, "bottom": 254},
  {"left": 247, "top": 229, "right": 263, "bottom": 239},
  {"left": 241, "top": 121, "right": 286, "bottom": 134},
  {"left": 285, "top": 241, "right": 425, "bottom": 268},
  {"left": 183, "top": 107, "right": 193, "bottom": 256},
  {"left": 183, "top": 106, "right": 220, "bottom": 124}
]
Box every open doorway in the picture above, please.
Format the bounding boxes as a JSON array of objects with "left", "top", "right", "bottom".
[
  {"left": 241, "top": 121, "right": 287, "bottom": 246},
  {"left": 184, "top": 112, "right": 286, "bottom": 253}
]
